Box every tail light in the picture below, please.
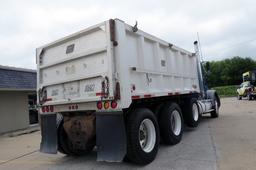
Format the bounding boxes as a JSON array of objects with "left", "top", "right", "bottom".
[
  {"left": 42, "top": 106, "right": 45, "bottom": 113},
  {"left": 45, "top": 106, "right": 49, "bottom": 112},
  {"left": 41, "top": 105, "right": 55, "bottom": 113},
  {"left": 97, "top": 101, "right": 103, "bottom": 110},
  {"left": 111, "top": 101, "right": 118, "bottom": 109},
  {"left": 104, "top": 101, "right": 110, "bottom": 109}
]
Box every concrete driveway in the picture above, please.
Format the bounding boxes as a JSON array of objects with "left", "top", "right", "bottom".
[{"left": 0, "top": 97, "right": 255, "bottom": 170}]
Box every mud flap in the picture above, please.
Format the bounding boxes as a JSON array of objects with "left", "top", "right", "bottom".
[
  {"left": 206, "top": 90, "right": 221, "bottom": 107},
  {"left": 40, "top": 113, "right": 58, "bottom": 154},
  {"left": 96, "top": 112, "right": 127, "bottom": 162}
]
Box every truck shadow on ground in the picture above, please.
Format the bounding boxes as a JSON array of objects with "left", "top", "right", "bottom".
[{"left": 48, "top": 115, "right": 215, "bottom": 169}]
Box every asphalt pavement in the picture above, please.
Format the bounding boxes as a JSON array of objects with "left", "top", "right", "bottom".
[{"left": 0, "top": 97, "right": 255, "bottom": 170}]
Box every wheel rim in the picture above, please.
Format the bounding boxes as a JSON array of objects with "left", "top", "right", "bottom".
[
  {"left": 139, "top": 119, "right": 156, "bottom": 153},
  {"left": 170, "top": 110, "right": 182, "bottom": 136},
  {"left": 192, "top": 103, "right": 199, "bottom": 121}
]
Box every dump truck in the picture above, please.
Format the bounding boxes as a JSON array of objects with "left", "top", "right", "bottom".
[{"left": 37, "top": 19, "right": 220, "bottom": 165}]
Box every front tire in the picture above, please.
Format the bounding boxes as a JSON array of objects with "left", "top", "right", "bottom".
[
  {"left": 126, "top": 108, "right": 160, "bottom": 165},
  {"left": 237, "top": 95, "right": 242, "bottom": 100},
  {"left": 159, "top": 103, "right": 184, "bottom": 145},
  {"left": 211, "top": 99, "right": 219, "bottom": 118}
]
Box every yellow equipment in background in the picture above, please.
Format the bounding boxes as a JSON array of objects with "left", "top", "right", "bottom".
[
  {"left": 237, "top": 70, "right": 256, "bottom": 100},
  {"left": 243, "top": 71, "right": 256, "bottom": 82}
]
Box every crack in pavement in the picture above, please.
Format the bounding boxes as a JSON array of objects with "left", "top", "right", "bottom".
[
  {"left": 0, "top": 150, "right": 39, "bottom": 166},
  {"left": 208, "top": 121, "right": 219, "bottom": 170}
]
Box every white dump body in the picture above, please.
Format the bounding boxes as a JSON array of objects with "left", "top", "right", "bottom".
[{"left": 37, "top": 19, "right": 200, "bottom": 112}]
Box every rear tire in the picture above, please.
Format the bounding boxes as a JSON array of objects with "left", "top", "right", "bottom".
[
  {"left": 126, "top": 108, "right": 160, "bottom": 165},
  {"left": 159, "top": 103, "right": 184, "bottom": 145},
  {"left": 183, "top": 98, "right": 200, "bottom": 128}
]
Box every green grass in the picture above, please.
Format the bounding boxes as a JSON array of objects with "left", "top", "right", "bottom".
[{"left": 212, "top": 85, "right": 238, "bottom": 97}]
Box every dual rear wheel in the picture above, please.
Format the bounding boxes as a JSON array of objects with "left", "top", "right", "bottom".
[
  {"left": 125, "top": 108, "right": 160, "bottom": 165},
  {"left": 57, "top": 100, "right": 201, "bottom": 165},
  {"left": 158, "top": 103, "right": 184, "bottom": 145},
  {"left": 125, "top": 103, "right": 184, "bottom": 165}
]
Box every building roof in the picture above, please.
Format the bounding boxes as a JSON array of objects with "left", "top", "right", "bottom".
[{"left": 0, "top": 65, "right": 36, "bottom": 91}]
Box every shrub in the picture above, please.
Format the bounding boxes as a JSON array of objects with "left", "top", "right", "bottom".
[{"left": 212, "top": 85, "right": 238, "bottom": 97}]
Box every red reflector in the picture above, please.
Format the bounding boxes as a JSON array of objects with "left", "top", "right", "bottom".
[
  {"left": 97, "top": 101, "right": 102, "bottom": 109},
  {"left": 72, "top": 105, "right": 75, "bottom": 109},
  {"left": 132, "top": 95, "right": 140, "bottom": 99},
  {"left": 144, "top": 94, "right": 151, "bottom": 98},
  {"left": 42, "top": 106, "right": 45, "bottom": 113},
  {"left": 69, "top": 106, "right": 72, "bottom": 110},
  {"left": 45, "top": 106, "right": 49, "bottom": 112},
  {"left": 111, "top": 101, "right": 117, "bottom": 108},
  {"left": 75, "top": 105, "right": 78, "bottom": 109},
  {"left": 96, "top": 92, "right": 106, "bottom": 96},
  {"left": 104, "top": 101, "right": 110, "bottom": 109},
  {"left": 49, "top": 105, "right": 54, "bottom": 112}
]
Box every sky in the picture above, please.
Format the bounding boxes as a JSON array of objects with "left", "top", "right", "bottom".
[{"left": 0, "top": 0, "right": 255, "bottom": 69}]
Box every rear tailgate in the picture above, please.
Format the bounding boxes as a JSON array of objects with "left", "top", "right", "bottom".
[{"left": 37, "top": 21, "right": 114, "bottom": 105}]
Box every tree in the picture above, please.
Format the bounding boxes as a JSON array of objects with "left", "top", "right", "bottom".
[{"left": 203, "top": 57, "right": 256, "bottom": 87}]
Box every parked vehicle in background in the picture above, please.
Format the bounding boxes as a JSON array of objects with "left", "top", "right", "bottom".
[
  {"left": 37, "top": 19, "right": 220, "bottom": 165},
  {"left": 237, "top": 81, "right": 256, "bottom": 100},
  {"left": 237, "top": 70, "right": 256, "bottom": 100}
]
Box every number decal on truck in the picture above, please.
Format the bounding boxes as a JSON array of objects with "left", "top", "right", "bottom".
[
  {"left": 84, "top": 84, "right": 95, "bottom": 92},
  {"left": 51, "top": 89, "right": 59, "bottom": 96},
  {"left": 66, "top": 44, "right": 75, "bottom": 54}
]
